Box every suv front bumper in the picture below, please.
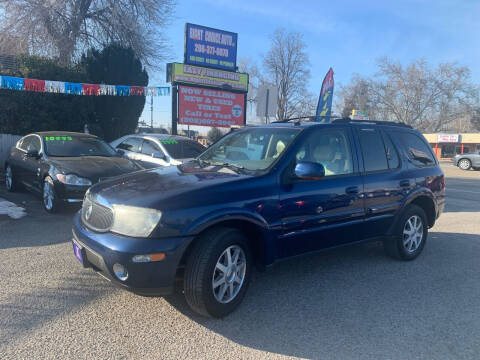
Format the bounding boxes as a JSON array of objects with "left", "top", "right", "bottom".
[{"left": 72, "top": 212, "right": 194, "bottom": 296}]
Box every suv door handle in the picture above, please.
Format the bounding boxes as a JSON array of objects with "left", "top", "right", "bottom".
[
  {"left": 399, "top": 180, "right": 410, "bottom": 187},
  {"left": 345, "top": 186, "right": 359, "bottom": 194}
]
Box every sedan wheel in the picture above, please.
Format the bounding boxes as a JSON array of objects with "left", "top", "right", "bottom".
[
  {"left": 5, "top": 166, "right": 14, "bottom": 191},
  {"left": 43, "top": 177, "right": 61, "bottom": 213},
  {"left": 458, "top": 159, "right": 471, "bottom": 170}
]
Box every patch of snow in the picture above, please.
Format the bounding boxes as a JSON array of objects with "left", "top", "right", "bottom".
[{"left": 0, "top": 198, "right": 27, "bottom": 219}]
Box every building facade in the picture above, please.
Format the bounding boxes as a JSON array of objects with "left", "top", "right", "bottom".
[{"left": 423, "top": 133, "right": 480, "bottom": 159}]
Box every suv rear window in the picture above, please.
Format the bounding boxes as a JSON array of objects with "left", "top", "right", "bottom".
[{"left": 393, "top": 131, "right": 436, "bottom": 167}]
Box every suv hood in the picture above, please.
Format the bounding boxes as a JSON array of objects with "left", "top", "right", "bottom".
[
  {"left": 89, "top": 162, "right": 249, "bottom": 209},
  {"left": 49, "top": 156, "right": 140, "bottom": 183}
]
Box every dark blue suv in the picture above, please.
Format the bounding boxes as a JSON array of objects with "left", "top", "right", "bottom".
[{"left": 72, "top": 119, "right": 445, "bottom": 317}]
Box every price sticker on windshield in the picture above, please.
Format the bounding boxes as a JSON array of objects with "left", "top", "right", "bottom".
[{"left": 45, "top": 136, "right": 73, "bottom": 141}]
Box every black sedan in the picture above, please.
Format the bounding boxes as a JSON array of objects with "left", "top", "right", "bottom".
[{"left": 5, "top": 132, "right": 140, "bottom": 213}]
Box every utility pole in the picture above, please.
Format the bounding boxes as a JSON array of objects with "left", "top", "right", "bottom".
[
  {"left": 150, "top": 96, "right": 154, "bottom": 129},
  {"left": 265, "top": 88, "right": 270, "bottom": 124}
]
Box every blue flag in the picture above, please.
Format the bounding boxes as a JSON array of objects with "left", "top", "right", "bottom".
[{"left": 315, "top": 68, "right": 334, "bottom": 123}]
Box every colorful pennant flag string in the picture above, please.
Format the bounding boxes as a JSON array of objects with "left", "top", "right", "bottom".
[{"left": 0, "top": 75, "right": 170, "bottom": 96}]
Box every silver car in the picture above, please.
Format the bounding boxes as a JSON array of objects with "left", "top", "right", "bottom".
[
  {"left": 453, "top": 152, "right": 480, "bottom": 170},
  {"left": 110, "top": 134, "right": 206, "bottom": 169}
]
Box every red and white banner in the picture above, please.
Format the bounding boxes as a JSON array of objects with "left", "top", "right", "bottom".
[{"left": 178, "top": 85, "right": 245, "bottom": 127}]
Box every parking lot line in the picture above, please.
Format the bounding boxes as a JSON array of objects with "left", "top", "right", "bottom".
[{"left": 446, "top": 189, "right": 480, "bottom": 195}]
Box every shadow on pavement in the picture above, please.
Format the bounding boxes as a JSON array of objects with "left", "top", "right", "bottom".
[
  {"left": 0, "top": 272, "right": 113, "bottom": 346},
  {"left": 0, "top": 184, "right": 79, "bottom": 250},
  {"left": 165, "top": 232, "right": 480, "bottom": 359}
]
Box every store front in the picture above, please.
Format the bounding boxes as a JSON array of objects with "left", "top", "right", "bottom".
[{"left": 423, "top": 133, "right": 480, "bottom": 160}]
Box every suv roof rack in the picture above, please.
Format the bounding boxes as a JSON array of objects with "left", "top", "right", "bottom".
[
  {"left": 271, "top": 115, "right": 344, "bottom": 125},
  {"left": 270, "top": 116, "right": 412, "bottom": 129},
  {"left": 332, "top": 118, "right": 412, "bottom": 128}
]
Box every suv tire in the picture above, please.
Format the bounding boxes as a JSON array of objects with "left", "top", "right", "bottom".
[
  {"left": 384, "top": 204, "right": 428, "bottom": 261},
  {"left": 184, "top": 227, "right": 253, "bottom": 318}
]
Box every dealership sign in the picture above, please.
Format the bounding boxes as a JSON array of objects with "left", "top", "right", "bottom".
[
  {"left": 437, "top": 134, "right": 460, "bottom": 143},
  {"left": 184, "top": 23, "right": 238, "bottom": 71},
  {"left": 167, "top": 63, "right": 248, "bottom": 91},
  {"left": 178, "top": 85, "right": 245, "bottom": 127},
  {"left": 350, "top": 109, "right": 369, "bottom": 120}
]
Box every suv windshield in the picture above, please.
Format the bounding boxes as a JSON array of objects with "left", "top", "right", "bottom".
[
  {"left": 44, "top": 135, "right": 117, "bottom": 157},
  {"left": 198, "top": 127, "right": 300, "bottom": 171}
]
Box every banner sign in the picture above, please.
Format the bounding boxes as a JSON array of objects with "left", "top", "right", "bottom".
[
  {"left": 178, "top": 85, "right": 245, "bottom": 127},
  {"left": 184, "top": 23, "right": 238, "bottom": 71},
  {"left": 167, "top": 63, "right": 248, "bottom": 92},
  {"left": 437, "top": 134, "right": 460, "bottom": 143},
  {"left": 314, "top": 67, "right": 334, "bottom": 123},
  {"left": 0, "top": 75, "right": 170, "bottom": 96}
]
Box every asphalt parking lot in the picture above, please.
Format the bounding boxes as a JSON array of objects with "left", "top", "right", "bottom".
[{"left": 0, "top": 163, "right": 479, "bottom": 360}]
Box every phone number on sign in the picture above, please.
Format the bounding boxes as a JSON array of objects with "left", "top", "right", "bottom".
[{"left": 194, "top": 44, "right": 229, "bottom": 57}]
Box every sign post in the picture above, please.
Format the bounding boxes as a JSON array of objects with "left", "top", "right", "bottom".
[{"left": 171, "top": 85, "right": 178, "bottom": 135}]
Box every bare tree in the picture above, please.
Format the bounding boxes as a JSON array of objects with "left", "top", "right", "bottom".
[
  {"left": 336, "top": 75, "right": 378, "bottom": 118},
  {"left": 263, "top": 28, "right": 311, "bottom": 120},
  {"left": 238, "top": 57, "right": 261, "bottom": 105},
  {"left": 0, "top": 0, "right": 175, "bottom": 66},
  {"left": 238, "top": 57, "right": 263, "bottom": 124},
  {"left": 339, "top": 58, "right": 478, "bottom": 131},
  {"left": 471, "top": 108, "right": 480, "bottom": 131}
]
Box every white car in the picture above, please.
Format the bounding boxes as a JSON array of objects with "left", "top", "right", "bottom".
[{"left": 110, "top": 134, "right": 206, "bottom": 169}]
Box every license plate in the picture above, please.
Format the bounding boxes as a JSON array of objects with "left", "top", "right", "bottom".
[{"left": 72, "top": 240, "right": 84, "bottom": 264}]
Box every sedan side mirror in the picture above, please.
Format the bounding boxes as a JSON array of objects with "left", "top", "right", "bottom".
[
  {"left": 294, "top": 161, "right": 325, "bottom": 180},
  {"left": 116, "top": 149, "right": 125, "bottom": 156},
  {"left": 26, "top": 149, "right": 40, "bottom": 158},
  {"left": 152, "top": 152, "right": 166, "bottom": 160}
]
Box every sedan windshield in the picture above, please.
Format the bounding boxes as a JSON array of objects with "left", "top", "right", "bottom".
[
  {"left": 44, "top": 135, "right": 117, "bottom": 157},
  {"left": 198, "top": 127, "right": 300, "bottom": 171},
  {"left": 160, "top": 139, "right": 206, "bottom": 159}
]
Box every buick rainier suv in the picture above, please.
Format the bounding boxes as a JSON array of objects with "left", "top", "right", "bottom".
[{"left": 72, "top": 119, "right": 445, "bottom": 318}]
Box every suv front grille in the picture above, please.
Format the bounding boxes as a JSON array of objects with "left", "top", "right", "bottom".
[{"left": 82, "top": 197, "right": 113, "bottom": 232}]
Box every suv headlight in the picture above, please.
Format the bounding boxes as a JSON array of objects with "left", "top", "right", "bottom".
[
  {"left": 56, "top": 174, "right": 92, "bottom": 186},
  {"left": 111, "top": 205, "right": 162, "bottom": 238}
]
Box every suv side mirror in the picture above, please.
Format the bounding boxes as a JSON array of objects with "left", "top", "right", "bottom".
[
  {"left": 26, "top": 149, "right": 40, "bottom": 158},
  {"left": 152, "top": 152, "right": 166, "bottom": 160},
  {"left": 294, "top": 162, "right": 325, "bottom": 180}
]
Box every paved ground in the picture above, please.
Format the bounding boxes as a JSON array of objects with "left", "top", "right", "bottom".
[{"left": 0, "top": 163, "right": 479, "bottom": 359}]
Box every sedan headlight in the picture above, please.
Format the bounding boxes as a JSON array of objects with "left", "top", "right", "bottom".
[
  {"left": 56, "top": 174, "right": 92, "bottom": 186},
  {"left": 110, "top": 205, "right": 162, "bottom": 238}
]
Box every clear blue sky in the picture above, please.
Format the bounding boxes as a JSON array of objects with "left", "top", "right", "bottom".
[{"left": 140, "top": 0, "right": 480, "bottom": 130}]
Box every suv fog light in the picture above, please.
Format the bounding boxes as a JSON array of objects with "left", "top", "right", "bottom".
[
  {"left": 113, "top": 263, "right": 128, "bottom": 281},
  {"left": 132, "top": 253, "right": 166, "bottom": 263}
]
